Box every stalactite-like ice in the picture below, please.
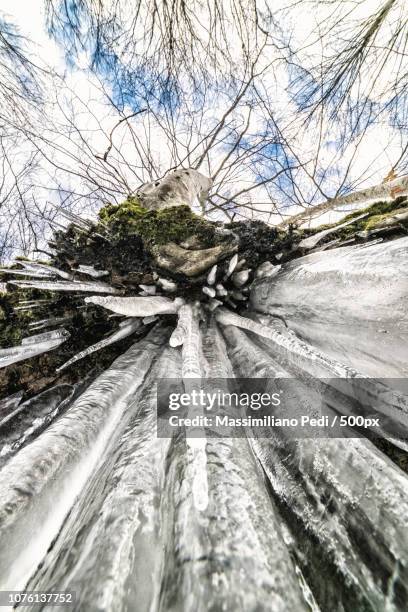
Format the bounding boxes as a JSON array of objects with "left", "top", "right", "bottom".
[
  {"left": 0, "top": 269, "right": 51, "bottom": 278},
  {"left": 202, "top": 286, "right": 216, "bottom": 298},
  {"left": 139, "top": 284, "right": 156, "bottom": 295},
  {"left": 0, "top": 329, "right": 70, "bottom": 369},
  {"left": 0, "top": 392, "right": 23, "bottom": 422},
  {"left": 207, "top": 264, "right": 217, "bottom": 285},
  {"left": 10, "top": 279, "right": 120, "bottom": 294},
  {"left": 157, "top": 277, "right": 177, "bottom": 292},
  {"left": 215, "top": 308, "right": 365, "bottom": 378},
  {"left": 232, "top": 269, "right": 250, "bottom": 287},
  {"left": 29, "top": 316, "right": 73, "bottom": 331},
  {"left": 76, "top": 265, "right": 108, "bottom": 278},
  {"left": 0, "top": 385, "right": 75, "bottom": 468},
  {"left": 57, "top": 319, "right": 142, "bottom": 371},
  {"left": 48, "top": 203, "right": 94, "bottom": 231},
  {"left": 224, "top": 253, "right": 239, "bottom": 278},
  {"left": 223, "top": 324, "right": 408, "bottom": 611},
  {"left": 85, "top": 295, "right": 183, "bottom": 317},
  {"left": 0, "top": 327, "right": 168, "bottom": 591},
  {"left": 22, "top": 262, "right": 73, "bottom": 280},
  {"left": 174, "top": 303, "right": 209, "bottom": 511}
]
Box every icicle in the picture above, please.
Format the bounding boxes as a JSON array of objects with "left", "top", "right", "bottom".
[
  {"left": 143, "top": 315, "right": 158, "bottom": 324},
  {"left": 202, "top": 286, "right": 216, "bottom": 298},
  {"left": 14, "top": 301, "right": 55, "bottom": 312},
  {"left": 206, "top": 264, "right": 217, "bottom": 286},
  {"left": 170, "top": 304, "right": 202, "bottom": 377},
  {"left": 352, "top": 237, "right": 384, "bottom": 250},
  {"left": 215, "top": 308, "right": 366, "bottom": 378},
  {"left": 0, "top": 269, "right": 49, "bottom": 279},
  {"left": 235, "top": 258, "right": 247, "bottom": 272},
  {"left": 139, "top": 284, "right": 157, "bottom": 295},
  {"left": 57, "top": 319, "right": 141, "bottom": 372},
  {"left": 84, "top": 295, "right": 184, "bottom": 317},
  {"left": 176, "top": 303, "right": 209, "bottom": 511},
  {"left": 0, "top": 391, "right": 23, "bottom": 419},
  {"left": 169, "top": 325, "right": 185, "bottom": 348},
  {"left": 207, "top": 299, "right": 222, "bottom": 311},
  {"left": 21, "top": 329, "right": 69, "bottom": 346},
  {"left": 1, "top": 260, "right": 73, "bottom": 279},
  {"left": 0, "top": 283, "right": 7, "bottom": 293},
  {"left": 216, "top": 283, "right": 228, "bottom": 297},
  {"left": 51, "top": 206, "right": 93, "bottom": 230},
  {"left": 157, "top": 277, "right": 177, "bottom": 292},
  {"left": 231, "top": 290, "right": 246, "bottom": 301},
  {"left": 0, "top": 329, "right": 70, "bottom": 369},
  {"left": 17, "top": 298, "right": 51, "bottom": 305},
  {"left": 255, "top": 261, "right": 281, "bottom": 279},
  {"left": 10, "top": 280, "right": 120, "bottom": 294},
  {"left": 20, "top": 262, "right": 73, "bottom": 280},
  {"left": 232, "top": 269, "right": 251, "bottom": 287},
  {"left": 170, "top": 303, "right": 203, "bottom": 348},
  {"left": 47, "top": 218, "right": 69, "bottom": 232},
  {"left": 76, "top": 265, "right": 108, "bottom": 278},
  {"left": 224, "top": 253, "right": 239, "bottom": 279},
  {"left": 29, "top": 316, "right": 72, "bottom": 331}
]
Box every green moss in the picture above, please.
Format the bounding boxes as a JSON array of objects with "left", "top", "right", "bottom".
[
  {"left": 98, "top": 196, "right": 147, "bottom": 225},
  {"left": 0, "top": 288, "right": 50, "bottom": 349},
  {"left": 342, "top": 197, "right": 406, "bottom": 222},
  {"left": 297, "top": 196, "right": 408, "bottom": 247},
  {"left": 364, "top": 211, "right": 408, "bottom": 230},
  {"left": 98, "top": 199, "right": 218, "bottom": 249}
]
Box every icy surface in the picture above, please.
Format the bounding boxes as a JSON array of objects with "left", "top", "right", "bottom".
[
  {"left": 56, "top": 319, "right": 142, "bottom": 371},
  {"left": 0, "top": 237, "right": 407, "bottom": 611},
  {"left": 9, "top": 280, "right": 120, "bottom": 294},
  {"left": 85, "top": 295, "right": 183, "bottom": 316},
  {"left": 251, "top": 237, "right": 408, "bottom": 378},
  {"left": 0, "top": 329, "right": 70, "bottom": 369}
]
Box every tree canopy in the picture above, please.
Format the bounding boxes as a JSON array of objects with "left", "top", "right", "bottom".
[{"left": 0, "top": 0, "right": 407, "bottom": 260}]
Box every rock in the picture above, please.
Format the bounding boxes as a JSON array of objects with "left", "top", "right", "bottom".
[{"left": 153, "top": 241, "right": 237, "bottom": 277}]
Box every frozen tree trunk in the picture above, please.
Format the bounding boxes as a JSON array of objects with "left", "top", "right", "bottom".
[
  {"left": 137, "top": 168, "right": 213, "bottom": 211},
  {"left": 281, "top": 174, "right": 408, "bottom": 227}
]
